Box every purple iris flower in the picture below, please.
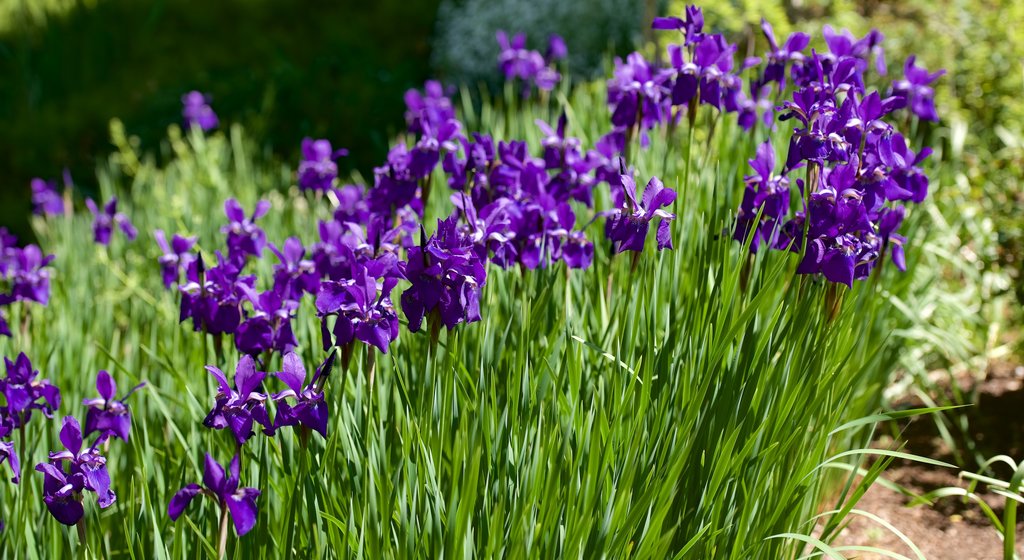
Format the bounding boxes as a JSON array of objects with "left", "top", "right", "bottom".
[
  {"left": 0, "top": 313, "right": 8, "bottom": 339},
  {"left": 606, "top": 52, "right": 671, "bottom": 133},
  {"left": 0, "top": 416, "right": 20, "bottom": 483},
  {"left": 879, "top": 133, "right": 933, "bottom": 203},
  {"left": 602, "top": 174, "right": 677, "bottom": 253},
  {"left": 36, "top": 417, "right": 116, "bottom": 525},
  {"left": 404, "top": 80, "right": 458, "bottom": 135},
  {"left": 734, "top": 140, "right": 792, "bottom": 252},
  {"left": 759, "top": 18, "right": 810, "bottom": 90},
  {"left": 222, "top": 199, "right": 271, "bottom": 260},
  {"left": 400, "top": 218, "right": 487, "bottom": 332},
  {"left": 892, "top": 56, "right": 945, "bottom": 122},
  {"left": 83, "top": 370, "right": 145, "bottom": 442},
  {"left": 168, "top": 453, "right": 260, "bottom": 536},
  {"left": 496, "top": 31, "right": 564, "bottom": 93},
  {"left": 5, "top": 244, "right": 55, "bottom": 305},
  {"left": 270, "top": 351, "right": 336, "bottom": 439},
  {"left": 154, "top": 230, "right": 197, "bottom": 288},
  {"left": 316, "top": 264, "right": 400, "bottom": 354},
  {"left": 31, "top": 178, "right": 64, "bottom": 216},
  {"left": 651, "top": 5, "right": 704, "bottom": 45},
  {"left": 203, "top": 355, "right": 271, "bottom": 445},
  {"left": 0, "top": 353, "right": 60, "bottom": 428},
  {"left": 297, "top": 138, "right": 348, "bottom": 192},
  {"left": 86, "top": 197, "right": 138, "bottom": 245},
  {"left": 269, "top": 237, "right": 320, "bottom": 301},
  {"left": 234, "top": 286, "right": 299, "bottom": 357},
  {"left": 179, "top": 252, "right": 255, "bottom": 336},
  {"left": 182, "top": 91, "right": 219, "bottom": 131}
]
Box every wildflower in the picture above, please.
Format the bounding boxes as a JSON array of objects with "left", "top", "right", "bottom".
[
  {"left": 404, "top": 80, "right": 457, "bottom": 135},
  {"left": 733, "top": 140, "right": 792, "bottom": 252},
  {"left": 5, "top": 244, "right": 55, "bottom": 305},
  {"left": 203, "top": 355, "right": 270, "bottom": 445},
  {"left": 182, "top": 91, "right": 219, "bottom": 131},
  {"left": 31, "top": 178, "right": 64, "bottom": 217},
  {"left": 0, "top": 416, "right": 19, "bottom": 483},
  {"left": 234, "top": 286, "right": 299, "bottom": 357},
  {"left": 297, "top": 138, "right": 348, "bottom": 192},
  {"left": 82, "top": 370, "right": 145, "bottom": 442},
  {"left": 167, "top": 453, "right": 260, "bottom": 536},
  {"left": 602, "top": 174, "right": 677, "bottom": 253},
  {"left": 269, "top": 237, "right": 320, "bottom": 301},
  {"left": 270, "top": 351, "right": 336, "bottom": 439},
  {"left": 400, "top": 218, "right": 487, "bottom": 332},
  {"left": 496, "top": 31, "right": 564, "bottom": 93},
  {"left": 891, "top": 55, "right": 945, "bottom": 122},
  {"left": 222, "top": 199, "right": 270, "bottom": 260},
  {"left": 316, "top": 264, "right": 400, "bottom": 353},
  {"left": 36, "top": 417, "right": 116, "bottom": 525},
  {"left": 651, "top": 5, "right": 704, "bottom": 45},
  {"left": 179, "top": 252, "right": 254, "bottom": 336},
  {"left": 0, "top": 353, "right": 60, "bottom": 428},
  {"left": 86, "top": 197, "right": 138, "bottom": 245},
  {"left": 154, "top": 230, "right": 197, "bottom": 288}
]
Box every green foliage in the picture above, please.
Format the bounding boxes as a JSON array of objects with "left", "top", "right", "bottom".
[
  {"left": 432, "top": 0, "right": 641, "bottom": 84},
  {"left": 0, "top": 66, "right": 960, "bottom": 557},
  {"left": 0, "top": 0, "right": 439, "bottom": 241}
]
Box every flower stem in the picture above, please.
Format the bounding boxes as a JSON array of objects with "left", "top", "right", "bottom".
[
  {"left": 218, "top": 503, "right": 230, "bottom": 558},
  {"left": 76, "top": 516, "right": 87, "bottom": 545}
]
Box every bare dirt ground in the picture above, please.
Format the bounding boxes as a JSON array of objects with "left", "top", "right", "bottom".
[{"left": 838, "top": 362, "right": 1024, "bottom": 559}]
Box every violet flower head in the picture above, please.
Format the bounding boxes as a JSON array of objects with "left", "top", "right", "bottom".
[
  {"left": 234, "top": 286, "right": 298, "bottom": 357},
  {"left": 602, "top": 174, "right": 677, "bottom": 253},
  {"left": 36, "top": 416, "right": 116, "bottom": 525},
  {"left": 271, "top": 351, "right": 336, "bottom": 439},
  {"left": 297, "top": 138, "right": 348, "bottom": 192},
  {"left": 0, "top": 417, "right": 19, "bottom": 483},
  {"left": 400, "top": 218, "right": 487, "bottom": 332},
  {"left": 496, "top": 31, "right": 562, "bottom": 93},
  {"left": 86, "top": 197, "right": 138, "bottom": 245},
  {"left": 269, "top": 237, "right": 319, "bottom": 301},
  {"left": 222, "top": 199, "right": 271, "bottom": 260},
  {"left": 892, "top": 55, "right": 945, "bottom": 122},
  {"left": 31, "top": 178, "right": 64, "bottom": 217},
  {"left": 404, "top": 80, "right": 458, "bottom": 135},
  {"left": 203, "top": 355, "right": 271, "bottom": 446},
  {"left": 733, "top": 140, "right": 792, "bottom": 252},
  {"left": 5, "top": 244, "right": 55, "bottom": 305},
  {"left": 179, "top": 252, "right": 254, "bottom": 335},
  {"left": 168, "top": 453, "right": 260, "bottom": 536},
  {"left": 182, "top": 91, "right": 219, "bottom": 131},
  {"left": 652, "top": 5, "right": 704, "bottom": 45},
  {"left": 154, "top": 230, "right": 197, "bottom": 289},
  {"left": 0, "top": 353, "right": 60, "bottom": 428},
  {"left": 316, "top": 264, "right": 400, "bottom": 353},
  {"left": 83, "top": 370, "right": 145, "bottom": 442}
]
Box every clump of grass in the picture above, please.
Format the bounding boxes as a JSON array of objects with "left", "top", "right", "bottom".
[{"left": 0, "top": 59, "right": 965, "bottom": 560}]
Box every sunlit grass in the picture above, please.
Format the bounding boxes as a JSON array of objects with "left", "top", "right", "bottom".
[{"left": 0, "top": 76, "right": 970, "bottom": 559}]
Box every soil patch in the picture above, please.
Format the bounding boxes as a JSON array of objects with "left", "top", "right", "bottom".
[{"left": 838, "top": 363, "right": 1024, "bottom": 559}]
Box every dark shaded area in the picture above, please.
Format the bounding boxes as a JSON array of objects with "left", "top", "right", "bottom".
[
  {"left": 0, "top": 0, "right": 440, "bottom": 240},
  {"left": 893, "top": 363, "right": 1024, "bottom": 468}
]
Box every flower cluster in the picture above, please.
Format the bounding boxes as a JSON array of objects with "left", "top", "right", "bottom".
[
  {"left": 496, "top": 31, "right": 567, "bottom": 95},
  {"left": 182, "top": 91, "right": 219, "bottom": 131},
  {"left": 170, "top": 351, "right": 336, "bottom": 537},
  {"left": 31, "top": 176, "right": 65, "bottom": 217},
  {"left": 715, "top": 13, "right": 945, "bottom": 286},
  {"left": 297, "top": 138, "right": 348, "bottom": 192},
  {"left": 0, "top": 231, "right": 55, "bottom": 337},
  {"left": 86, "top": 197, "right": 138, "bottom": 246},
  {"left": 0, "top": 352, "right": 141, "bottom": 528}
]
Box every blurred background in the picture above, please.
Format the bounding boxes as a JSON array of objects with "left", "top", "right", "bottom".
[{"left": 0, "top": 0, "right": 1021, "bottom": 313}]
